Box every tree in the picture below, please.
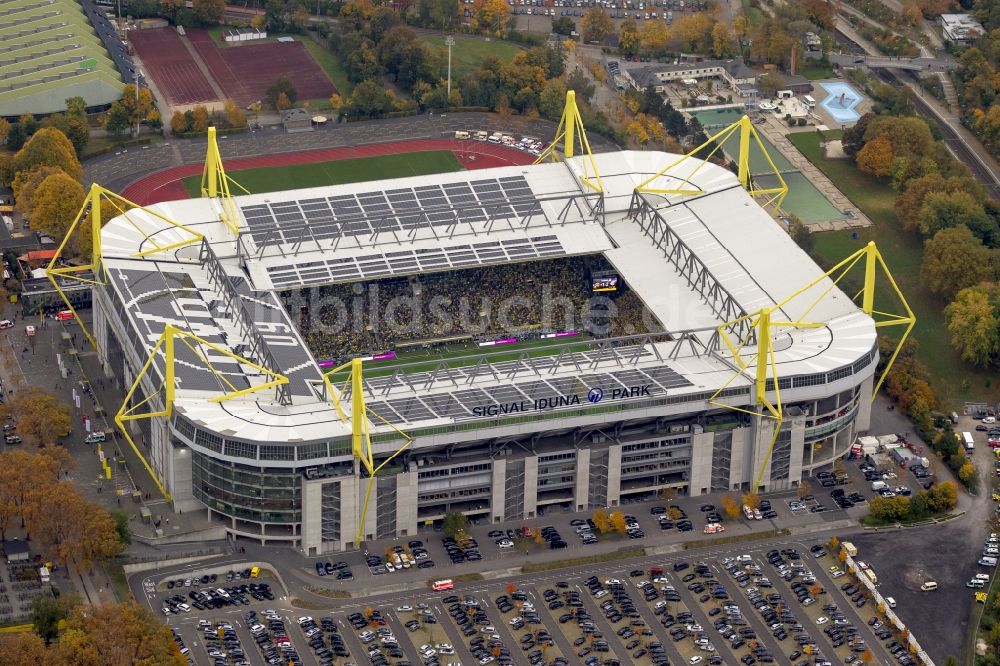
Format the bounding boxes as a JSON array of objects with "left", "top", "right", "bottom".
[
  {"left": 56, "top": 603, "right": 186, "bottom": 666},
  {"left": 347, "top": 41, "right": 381, "bottom": 83},
  {"left": 721, "top": 494, "right": 741, "bottom": 520},
  {"left": 581, "top": 7, "right": 613, "bottom": 43},
  {"left": 192, "top": 0, "right": 224, "bottom": 23},
  {"left": 105, "top": 103, "right": 130, "bottom": 139},
  {"left": 733, "top": 14, "right": 750, "bottom": 40},
  {"left": 33, "top": 595, "right": 80, "bottom": 645},
  {"left": 566, "top": 67, "right": 596, "bottom": 103},
  {"left": 626, "top": 113, "right": 665, "bottom": 146},
  {"left": 275, "top": 92, "right": 292, "bottom": 112},
  {"left": 674, "top": 13, "right": 712, "bottom": 52},
  {"left": 0, "top": 632, "right": 53, "bottom": 665},
  {"left": 471, "top": 0, "right": 509, "bottom": 36},
  {"left": 639, "top": 20, "right": 670, "bottom": 52},
  {"left": 552, "top": 16, "right": 575, "bottom": 35},
  {"left": 788, "top": 214, "right": 813, "bottom": 252},
  {"left": 918, "top": 189, "right": 990, "bottom": 237},
  {"left": 266, "top": 76, "right": 298, "bottom": 109},
  {"left": 855, "top": 135, "right": 894, "bottom": 178},
  {"left": 145, "top": 108, "right": 162, "bottom": 131},
  {"left": 0, "top": 117, "right": 10, "bottom": 145},
  {"left": 592, "top": 507, "right": 611, "bottom": 533},
  {"left": 29, "top": 174, "right": 86, "bottom": 254},
  {"left": 959, "top": 459, "right": 978, "bottom": 485},
  {"left": 920, "top": 225, "right": 993, "bottom": 299},
  {"left": 11, "top": 127, "right": 82, "bottom": 182},
  {"left": 169, "top": 110, "right": 188, "bottom": 134},
  {"left": 609, "top": 510, "right": 627, "bottom": 533},
  {"left": 711, "top": 22, "right": 734, "bottom": 58},
  {"left": 442, "top": 511, "right": 468, "bottom": 538},
  {"left": 344, "top": 79, "right": 392, "bottom": 119},
  {"left": 11, "top": 165, "right": 63, "bottom": 219},
  {"left": 757, "top": 72, "right": 785, "bottom": 98},
  {"left": 539, "top": 79, "right": 567, "bottom": 121},
  {"left": 863, "top": 115, "right": 934, "bottom": 162},
  {"left": 618, "top": 19, "right": 639, "bottom": 56},
  {"left": 944, "top": 284, "right": 1000, "bottom": 367},
  {"left": 113, "top": 84, "right": 155, "bottom": 137},
  {"left": 222, "top": 100, "right": 246, "bottom": 128},
  {"left": 45, "top": 113, "right": 89, "bottom": 156},
  {"left": 742, "top": 492, "right": 760, "bottom": 510}
]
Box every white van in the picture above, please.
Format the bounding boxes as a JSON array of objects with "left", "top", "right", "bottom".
[
  {"left": 870, "top": 480, "right": 888, "bottom": 492},
  {"left": 919, "top": 581, "right": 938, "bottom": 591},
  {"left": 980, "top": 557, "right": 998, "bottom": 567},
  {"left": 967, "top": 579, "right": 986, "bottom": 588},
  {"left": 84, "top": 431, "right": 106, "bottom": 443},
  {"left": 454, "top": 130, "right": 471, "bottom": 139}
]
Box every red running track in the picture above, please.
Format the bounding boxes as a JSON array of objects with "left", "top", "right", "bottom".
[
  {"left": 121, "top": 138, "right": 536, "bottom": 205},
  {"left": 130, "top": 28, "right": 218, "bottom": 106}
]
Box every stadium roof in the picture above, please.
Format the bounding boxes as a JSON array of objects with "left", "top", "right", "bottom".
[
  {"left": 99, "top": 152, "right": 877, "bottom": 446},
  {"left": 0, "top": 0, "right": 125, "bottom": 116}
]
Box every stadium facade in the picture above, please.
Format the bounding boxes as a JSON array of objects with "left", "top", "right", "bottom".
[{"left": 89, "top": 143, "right": 878, "bottom": 553}]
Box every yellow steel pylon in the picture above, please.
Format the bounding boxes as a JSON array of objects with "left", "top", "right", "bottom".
[
  {"left": 201, "top": 126, "right": 250, "bottom": 237},
  {"left": 535, "top": 90, "right": 604, "bottom": 194},
  {"left": 116, "top": 324, "right": 290, "bottom": 501},
  {"left": 324, "top": 359, "right": 413, "bottom": 545},
  {"left": 635, "top": 115, "right": 788, "bottom": 212},
  {"left": 45, "top": 184, "right": 206, "bottom": 356},
  {"left": 709, "top": 241, "right": 915, "bottom": 491}
]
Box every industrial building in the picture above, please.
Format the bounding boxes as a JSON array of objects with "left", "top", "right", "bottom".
[{"left": 72, "top": 111, "right": 902, "bottom": 554}]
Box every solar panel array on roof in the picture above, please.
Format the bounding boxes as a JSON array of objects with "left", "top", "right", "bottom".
[
  {"left": 241, "top": 176, "right": 540, "bottom": 249},
  {"left": 266, "top": 235, "right": 566, "bottom": 288},
  {"left": 361, "top": 360, "right": 693, "bottom": 425}
]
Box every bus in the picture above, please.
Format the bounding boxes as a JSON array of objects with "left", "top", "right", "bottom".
[
  {"left": 803, "top": 94, "right": 816, "bottom": 108},
  {"left": 963, "top": 432, "right": 975, "bottom": 451},
  {"left": 431, "top": 579, "right": 454, "bottom": 592}
]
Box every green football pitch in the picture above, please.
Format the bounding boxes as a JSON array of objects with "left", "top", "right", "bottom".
[{"left": 181, "top": 150, "right": 463, "bottom": 196}]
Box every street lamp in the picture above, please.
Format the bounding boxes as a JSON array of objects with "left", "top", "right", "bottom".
[{"left": 445, "top": 36, "right": 455, "bottom": 99}]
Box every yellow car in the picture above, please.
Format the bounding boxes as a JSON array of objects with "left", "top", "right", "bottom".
[
  {"left": 977, "top": 591, "right": 988, "bottom": 604},
  {"left": 992, "top": 493, "right": 1000, "bottom": 502}
]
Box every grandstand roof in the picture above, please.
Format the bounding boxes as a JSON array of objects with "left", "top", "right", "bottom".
[
  {"left": 99, "top": 151, "right": 877, "bottom": 446},
  {"left": 0, "top": 0, "right": 125, "bottom": 116}
]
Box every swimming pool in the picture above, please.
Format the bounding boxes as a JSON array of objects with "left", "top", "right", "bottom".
[{"left": 818, "top": 81, "right": 862, "bottom": 124}]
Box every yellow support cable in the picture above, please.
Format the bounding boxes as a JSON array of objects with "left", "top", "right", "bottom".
[
  {"left": 534, "top": 90, "right": 604, "bottom": 194},
  {"left": 708, "top": 242, "right": 914, "bottom": 492},
  {"left": 635, "top": 115, "right": 787, "bottom": 212},
  {"left": 45, "top": 184, "right": 206, "bottom": 357},
  {"left": 323, "top": 359, "right": 412, "bottom": 544},
  {"left": 201, "top": 126, "right": 250, "bottom": 238},
  {"left": 115, "top": 324, "right": 290, "bottom": 501}
]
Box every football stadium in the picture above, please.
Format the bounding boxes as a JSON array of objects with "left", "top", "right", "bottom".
[{"left": 53, "top": 96, "right": 912, "bottom": 552}]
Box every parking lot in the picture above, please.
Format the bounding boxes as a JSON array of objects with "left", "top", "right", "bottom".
[{"left": 146, "top": 530, "right": 923, "bottom": 666}]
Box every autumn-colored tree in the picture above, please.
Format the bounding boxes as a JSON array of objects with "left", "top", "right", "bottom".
[
  {"left": 11, "top": 165, "right": 63, "bottom": 219},
  {"left": 0, "top": 632, "right": 53, "bottom": 665},
  {"left": 829, "top": 535, "right": 840, "bottom": 550},
  {"left": 534, "top": 529, "right": 545, "bottom": 545},
  {"left": 471, "top": 0, "right": 509, "bottom": 36},
  {"left": 10, "top": 127, "right": 82, "bottom": 182},
  {"left": 732, "top": 14, "right": 750, "bottom": 39},
  {"left": 618, "top": 19, "right": 639, "bottom": 56},
  {"left": 959, "top": 459, "right": 978, "bottom": 485},
  {"left": 861, "top": 648, "right": 873, "bottom": 664},
  {"left": 625, "top": 113, "right": 666, "bottom": 146},
  {"left": 917, "top": 189, "right": 990, "bottom": 237},
  {"left": 192, "top": 0, "right": 224, "bottom": 23},
  {"left": 266, "top": 76, "right": 298, "bottom": 109},
  {"left": 113, "top": 84, "right": 155, "bottom": 136},
  {"left": 742, "top": 491, "right": 760, "bottom": 510},
  {"left": 223, "top": 99, "right": 246, "bottom": 128},
  {"left": 639, "top": 20, "right": 670, "bottom": 52},
  {"left": 863, "top": 115, "right": 934, "bottom": 162},
  {"left": 276, "top": 92, "right": 293, "bottom": 112},
  {"left": 505, "top": 583, "right": 517, "bottom": 595},
  {"left": 169, "top": 110, "right": 187, "bottom": 134},
  {"left": 721, "top": 494, "right": 741, "bottom": 520},
  {"left": 838, "top": 549, "right": 847, "bottom": 562},
  {"left": 856, "top": 135, "right": 894, "bottom": 178},
  {"left": 56, "top": 603, "right": 186, "bottom": 666},
  {"left": 190, "top": 106, "right": 210, "bottom": 132},
  {"left": 920, "top": 225, "right": 992, "bottom": 299},
  {"left": 609, "top": 510, "right": 627, "bottom": 533},
  {"left": 29, "top": 173, "right": 85, "bottom": 251},
  {"left": 0, "top": 117, "right": 10, "bottom": 144},
  {"left": 944, "top": 283, "right": 1000, "bottom": 367},
  {"left": 711, "top": 22, "right": 735, "bottom": 58},
  {"left": 592, "top": 507, "right": 611, "bottom": 533},
  {"left": 674, "top": 13, "right": 712, "bottom": 52},
  {"left": 581, "top": 7, "right": 613, "bottom": 44},
  {"left": 0, "top": 389, "right": 71, "bottom": 450},
  {"left": 972, "top": 105, "right": 1000, "bottom": 147}
]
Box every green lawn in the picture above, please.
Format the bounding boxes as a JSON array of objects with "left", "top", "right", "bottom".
[
  {"left": 181, "top": 150, "right": 462, "bottom": 196},
  {"left": 798, "top": 61, "right": 837, "bottom": 80},
  {"left": 421, "top": 35, "right": 523, "bottom": 80},
  {"left": 787, "top": 130, "right": 998, "bottom": 405}
]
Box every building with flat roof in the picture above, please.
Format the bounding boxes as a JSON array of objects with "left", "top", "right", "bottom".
[
  {"left": 940, "top": 14, "right": 985, "bottom": 44},
  {"left": 624, "top": 59, "right": 758, "bottom": 97},
  {"left": 91, "top": 139, "right": 878, "bottom": 553}
]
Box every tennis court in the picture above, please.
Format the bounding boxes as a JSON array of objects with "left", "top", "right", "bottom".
[{"left": 688, "top": 110, "right": 849, "bottom": 225}]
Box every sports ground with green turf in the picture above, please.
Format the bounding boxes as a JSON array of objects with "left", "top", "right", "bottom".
[
  {"left": 181, "top": 150, "right": 463, "bottom": 196},
  {"left": 325, "top": 335, "right": 601, "bottom": 381}
]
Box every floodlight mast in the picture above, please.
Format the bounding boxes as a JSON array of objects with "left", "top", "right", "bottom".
[
  {"left": 710, "top": 242, "right": 914, "bottom": 492},
  {"left": 325, "top": 359, "right": 413, "bottom": 546},
  {"left": 535, "top": 90, "right": 604, "bottom": 194}
]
